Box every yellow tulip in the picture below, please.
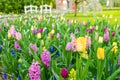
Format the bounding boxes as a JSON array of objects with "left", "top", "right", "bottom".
[
  {"left": 76, "top": 37, "right": 86, "bottom": 52},
  {"left": 97, "top": 48, "right": 104, "bottom": 60},
  {"left": 37, "top": 33, "right": 41, "bottom": 39},
  {"left": 8, "top": 33, "right": 11, "bottom": 39}
]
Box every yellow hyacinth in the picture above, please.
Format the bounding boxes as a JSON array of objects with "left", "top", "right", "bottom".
[
  {"left": 76, "top": 37, "right": 86, "bottom": 52},
  {"left": 37, "top": 33, "right": 41, "bottom": 39},
  {"left": 43, "top": 46, "right": 46, "bottom": 51},
  {"left": 97, "top": 48, "right": 104, "bottom": 60},
  {"left": 111, "top": 42, "right": 118, "bottom": 54},
  {"left": 51, "top": 29, "right": 55, "bottom": 34},
  {"left": 41, "top": 40, "right": 44, "bottom": 46},
  {"left": 69, "top": 68, "right": 76, "bottom": 80},
  {"left": 81, "top": 52, "right": 88, "bottom": 59},
  {"left": 8, "top": 33, "right": 11, "bottom": 39},
  {"left": 98, "top": 36, "right": 103, "bottom": 43}
]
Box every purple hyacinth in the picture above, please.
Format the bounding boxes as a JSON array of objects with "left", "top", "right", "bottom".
[
  {"left": 86, "top": 29, "right": 91, "bottom": 33},
  {"left": 75, "top": 28, "right": 79, "bottom": 33},
  {"left": 14, "top": 41, "right": 21, "bottom": 50},
  {"left": 32, "top": 28, "right": 37, "bottom": 34},
  {"left": 28, "top": 62, "right": 41, "bottom": 80},
  {"left": 104, "top": 32, "right": 109, "bottom": 42},
  {"left": 41, "top": 49, "right": 51, "bottom": 67}
]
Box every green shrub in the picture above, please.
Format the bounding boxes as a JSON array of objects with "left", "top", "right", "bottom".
[{"left": 0, "top": 0, "right": 55, "bottom": 14}]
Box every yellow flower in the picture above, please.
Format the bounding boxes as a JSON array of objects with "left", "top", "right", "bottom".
[
  {"left": 41, "top": 40, "right": 44, "bottom": 46},
  {"left": 69, "top": 68, "right": 76, "bottom": 80},
  {"left": 96, "top": 26, "right": 98, "bottom": 30},
  {"left": 43, "top": 46, "right": 46, "bottom": 51},
  {"left": 37, "top": 33, "right": 41, "bottom": 39},
  {"left": 8, "top": 33, "right": 11, "bottom": 39},
  {"left": 109, "top": 14, "right": 113, "bottom": 18},
  {"left": 97, "top": 48, "right": 104, "bottom": 60},
  {"left": 95, "top": 32, "right": 98, "bottom": 40},
  {"left": 76, "top": 37, "right": 86, "bottom": 52},
  {"left": 51, "top": 29, "right": 54, "bottom": 34},
  {"left": 50, "top": 2, "right": 53, "bottom": 8},
  {"left": 81, "top": 51, "right": 88, "bottom": 59},
  {"left": 111, "top": 42, "right": 118, "bottom": 54},
  {"left": 98, "top": 36, "right": 103, "bottom": 43},
  {"left": 18, "top": 58, "right": 22, "bottom": 63}
]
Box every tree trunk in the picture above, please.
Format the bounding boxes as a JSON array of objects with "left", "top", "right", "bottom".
[{"left": 74, "top": 2, "right": 77, "bottom": 17}]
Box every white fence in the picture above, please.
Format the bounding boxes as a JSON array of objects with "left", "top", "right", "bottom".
[
  {"left": 24, "top": 5, "right": 38, "bottom": 14},
  {"left": 40, "top": 4, "right": 52, "bottom": 14},
  {"left": 24, "top": 5, "right": 52, "bottom": 14}
]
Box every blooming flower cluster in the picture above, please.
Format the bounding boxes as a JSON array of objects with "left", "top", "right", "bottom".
[
  {"left": 29, "top": 62, "right": 41, "bottom": 80},
  {"left": 8, "top": 25, "right": 22, "bottom": 40},
  {"left": 41, "top": 49, "right": 51, "bottom": 67}
]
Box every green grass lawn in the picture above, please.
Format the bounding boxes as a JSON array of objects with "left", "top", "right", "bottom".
[{"left": 65, "top": 10, "right": 120, "bottom": 24}]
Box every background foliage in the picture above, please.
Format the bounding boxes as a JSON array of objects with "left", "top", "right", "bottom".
[
  {"left": 0, "top": 0, "right": 54, "bottom": 13},
  {"left": 0, "top": 0, "right": 120, "bottom": 14}
]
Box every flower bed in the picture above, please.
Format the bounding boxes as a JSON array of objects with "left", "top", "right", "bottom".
[{"left": 0, "top": 16, "right": 120, "bottom": 80}]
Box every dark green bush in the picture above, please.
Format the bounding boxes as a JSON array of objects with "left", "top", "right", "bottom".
[{"left": 0, "top": 0, "right": 55, "bottom": 14}]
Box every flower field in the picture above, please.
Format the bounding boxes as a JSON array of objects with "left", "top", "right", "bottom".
[{"left": 0, "top": 15, "right": 120, "bottom": 80}]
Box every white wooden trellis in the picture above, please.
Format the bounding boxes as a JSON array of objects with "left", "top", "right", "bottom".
[
  {"left": 24, "top": 5, "right": 38, "bottom": 14},
  {"left": 40, "top": 4, "right": 52, "bottom": 14}
]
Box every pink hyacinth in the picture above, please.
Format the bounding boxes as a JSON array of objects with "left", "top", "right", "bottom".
[
  {"left": 86, "top": 36, "right": 91, "bottom": 49},
  {"left": 4, "top": 22, "right": 9, "bottom": 27},
  {"left": 30, "top": 43, "right": 38, "bottom": 53},
  {"left": 52, "top": 24, "right": 54, "bottom": 29},
  {"left": 70, "top": 33, "right": 75, "bottom": 41},
  {"left": 71, "top": 41, "right": 76, "bottom": 52},
  {"left": 29, "top": 62, "right": 41, "bottom": 80},
  {"left": 14, "top": 41, "right": 21, "bottom": 50},
  {"left": 104, "top": 32, "right": 109, "bottom": 42},
  {"left": 66, "top": 42, "right": 72, "bottom": 51},
  {"left": 15, "top": 32, "right": 22, "bottom": 40},
  {"left": 61, "top": 68, "right": 68, "bottom": 79},
  {"left": 91, "top": 26, "right": 95, "bottom": 31},
  {"left": 0, "top": 28, "right": 2, "bottom": 31},
  {"left": 56, "top": 33, "right": 60, "bottom": 39},
  {"left": 104, "top": 27, "right": 110, "bottom": 32},
  {"left": 8, "top": 25, "right": 16, "bottom": 37},
  {"left": 41, "top": 49, "right": 51, "bottom": 67}
]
